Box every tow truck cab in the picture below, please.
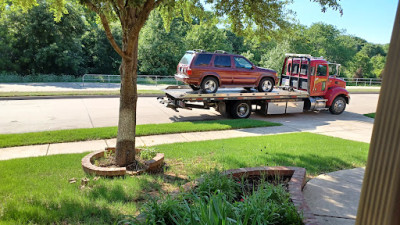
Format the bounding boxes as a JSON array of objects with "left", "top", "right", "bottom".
[{"left": 280, "top": 54, "right": 349, "bottom": 114}]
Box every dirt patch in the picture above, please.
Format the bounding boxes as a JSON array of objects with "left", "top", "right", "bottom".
[{"left": 93, "top": 152, "right": 148, "bottom": 173}]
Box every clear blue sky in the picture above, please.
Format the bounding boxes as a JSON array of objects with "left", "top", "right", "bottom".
[{"left": 288, "top": 0, "right": 398, "bottom": 44}]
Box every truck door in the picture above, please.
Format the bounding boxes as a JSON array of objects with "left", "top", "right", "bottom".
[{"left": 310, "top": 63, "right": 329, "bottom": 96}]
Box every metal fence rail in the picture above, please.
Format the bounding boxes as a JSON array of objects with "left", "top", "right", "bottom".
[
  {"left": 82, "top": 74, "right": 383, "bottom": 87},
  {"left": 82, "top": 74, "right": 180, "bottom": 86},
  {"left": 342, "top": 78, "right": 382, "bottom": 86}
]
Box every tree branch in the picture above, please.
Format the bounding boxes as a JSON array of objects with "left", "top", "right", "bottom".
[
  {"left": 111, "top": 0, "right": 121, "bottom": 22},
  {"left": 84, "top": 1, "right": 131, "bottom": 60},
  {"left": 154, "top": 0, "right": 165, "bottom": 8},
  {"left": 125, "top": 0, "right": 162, "bottom": 54}
]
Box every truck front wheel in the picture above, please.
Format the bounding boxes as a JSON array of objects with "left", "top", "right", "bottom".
[
  {"left": 231, "top": 101, "right": 251, "bottom": 119},
  {"left": 329, "top": 96, "right": 346, "bottom": 115}
]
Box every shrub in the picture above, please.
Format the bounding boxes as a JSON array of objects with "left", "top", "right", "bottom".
[
  {"left": 123, "top": 171, "right": 303, "bottom": 225},
  {"left": 195, "top": 170, "right": 241, "bottom": 202}
]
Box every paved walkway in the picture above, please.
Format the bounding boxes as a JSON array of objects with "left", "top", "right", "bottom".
[
  {"left": 304, "top": 168, "right": 365, "bottom": 225},
  {"left": 0, "top": 126, "right": 296, "bottom": 161}
]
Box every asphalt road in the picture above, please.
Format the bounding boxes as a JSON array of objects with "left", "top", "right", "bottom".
[{"left": 0, "top": 94, "right": 378, "bottom": 137}]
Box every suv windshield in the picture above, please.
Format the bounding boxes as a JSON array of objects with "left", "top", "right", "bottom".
[{"left": 179, "top": 53, "right": 195, "bottom": 65}]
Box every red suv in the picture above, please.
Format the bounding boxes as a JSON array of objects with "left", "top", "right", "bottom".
[{"left": 175, "top": 50, "right": 278, "bottom": 93}]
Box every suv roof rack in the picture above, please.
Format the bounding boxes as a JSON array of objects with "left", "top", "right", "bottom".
[
  {"left": 193, "top": 49, "right": 206, "bottom": 53},
  {"left": 214, "top": 50, "right": 227, "bottom": 54}
]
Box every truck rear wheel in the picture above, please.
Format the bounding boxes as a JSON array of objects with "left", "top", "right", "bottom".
[
  {"left": 231, "top": 101, "right": 251, "bottom": 119},
  {"left": 329, "top": 96, "right": 346, "bottom": 115}
]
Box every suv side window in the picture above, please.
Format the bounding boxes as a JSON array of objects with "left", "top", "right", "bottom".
[
  {"left": 194, "top": 54, "right": 213, "bottom": 66},
  {"left": 214, "top": 55, "right": 231, "bottom": 68},
  {"left": 234, "top": 57, "right": 253, "bottom": 69}
]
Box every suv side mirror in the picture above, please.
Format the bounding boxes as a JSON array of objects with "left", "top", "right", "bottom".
[{"left": 251, "top": 65, "right": 255, "bottom": 70}]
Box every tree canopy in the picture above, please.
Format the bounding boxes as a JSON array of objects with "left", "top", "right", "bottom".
[{"left": 0, "top": 3, "right": 386, "bottom": 77}]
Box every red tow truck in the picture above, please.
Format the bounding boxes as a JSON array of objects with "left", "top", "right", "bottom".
[{"left": 159, "top": 54, "right": 350, "bottom": 118}]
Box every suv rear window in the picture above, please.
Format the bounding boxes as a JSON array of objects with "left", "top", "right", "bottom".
[
  {"left": 214, "top": 55, "right": 231, "bottom": 68},
  {"left": 179, "top": 53, "right": 195, "bottom": 65},
  {"left": 194, "top": 54, "right": 213, "bottom": 66}
]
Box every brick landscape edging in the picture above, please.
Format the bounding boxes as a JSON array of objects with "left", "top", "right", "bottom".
[
  {"left": 81, "top": 150, "right": 126, "bottom": 176},
  {"left": 81, "top": 147, "right": 164, "bottom": 176},
  {"left": 220, "top": 166, "right": 319, "bottom": 225}
]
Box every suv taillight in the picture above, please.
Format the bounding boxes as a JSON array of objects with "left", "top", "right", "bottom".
[{"left": 187, "top": 68, "right": 192, "bottom": 76}]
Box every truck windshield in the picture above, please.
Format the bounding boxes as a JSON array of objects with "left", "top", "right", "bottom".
[{"left": 179, "top": 53, "right": 195, "bottom": 65}]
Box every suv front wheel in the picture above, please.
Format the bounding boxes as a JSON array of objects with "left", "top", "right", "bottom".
[
  {"left": 201, "top": 77, "right": 218, "bottom": 93},
  {"left": 258, "top": 77, "right": 274, "bottom": 92}
]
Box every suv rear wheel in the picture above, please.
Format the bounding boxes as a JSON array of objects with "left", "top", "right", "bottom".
[
  {"left": 258, "top": 77, "right": 274, "bottom": 92},
  {"left": 201, "top": 77, "right": 218, "bottom": 93}
]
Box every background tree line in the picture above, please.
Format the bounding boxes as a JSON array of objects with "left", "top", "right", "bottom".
[{"left": 0, "top": 4, "right": 388, "bottom": 78}]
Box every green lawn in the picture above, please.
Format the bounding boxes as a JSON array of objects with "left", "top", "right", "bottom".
[
  {"left": 0, "top": 119, "right": 280, "bottom": 148},
  {"left": 0, "top": 90, "right": 163, "bottom": 97},
  {"left": 364, "top": 113, "right": 376, "bottom": 118},
  {"left": 347, "top": 88, "right": 380, "bottom": 93},
  {"left": 0, "top": 133, "right": 369, "bottom": 224}
]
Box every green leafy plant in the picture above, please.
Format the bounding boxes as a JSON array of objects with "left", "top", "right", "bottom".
[
  {"left": 130, "top": 172, "right": 302, "bottom": 225},
  {"left": 139, "top": 148, "right": 158, "bottom": 160},
  {"left": 195, "top": 170, "right": 241, "bottom": 202}
]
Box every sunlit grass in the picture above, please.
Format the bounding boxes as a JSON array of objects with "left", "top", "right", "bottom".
[{"left": 0, "top": 119, "right": 280, "bottom": 148}]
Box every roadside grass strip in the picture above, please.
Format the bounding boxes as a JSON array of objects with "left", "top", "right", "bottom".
[
  {"left": 364, "top": 113, "right": 376, "bottom": 118},
  {"left": 0, "top": 90, "right": 163, "bottom": 97},
  {"left": 0, "top": 119, "right": 281, "bottom": 148},
  {"left": 347, "top": 88, "right": 380, "bottom": 93},
  {"left": 0, "top": 132, "right": 369, "bottom": 224}
]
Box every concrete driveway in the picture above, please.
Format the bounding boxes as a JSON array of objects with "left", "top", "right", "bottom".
[{"left": 0, "top": 94, "right": 378, "bottom": 143}]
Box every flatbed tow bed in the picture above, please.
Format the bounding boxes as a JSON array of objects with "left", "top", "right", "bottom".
[{"left": 159, "top": 85, "right": 311, "bottom": 118}]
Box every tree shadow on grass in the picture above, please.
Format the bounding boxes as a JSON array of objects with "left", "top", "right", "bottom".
[{"left": 87, "top": 173, "right": 190, "bottom": 205}]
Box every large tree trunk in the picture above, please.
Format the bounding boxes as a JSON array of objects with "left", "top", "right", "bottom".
[{"left": 115, "top": 36, "right": 139, "bottom": 166}]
